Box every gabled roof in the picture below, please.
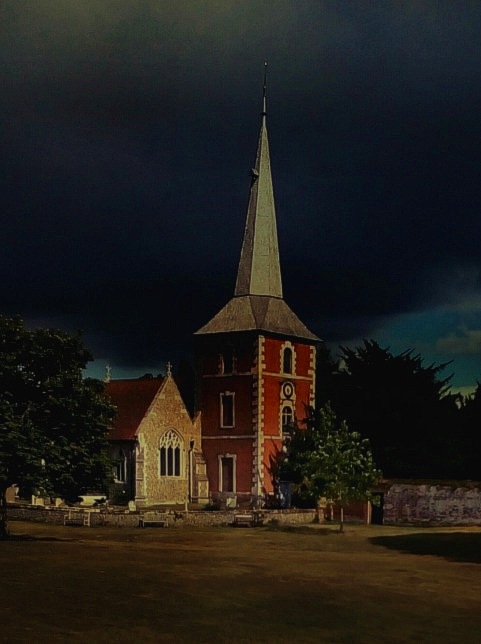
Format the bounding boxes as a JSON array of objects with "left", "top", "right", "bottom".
[
  {"left": 105, "top": 378, "right": 165, "bottom": 441},
  {"left": 195, "top": 294, "right": 319, "bottom": 341}
]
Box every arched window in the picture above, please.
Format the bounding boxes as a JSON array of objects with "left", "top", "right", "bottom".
[
  {"left": 283, "top": 347, "right": 293, "bottom": 374},
  {"left": 281, "top": 406, "right": 294, "bottom": 432},
  {"left": 113, "top": 448, "right": 126, "bottom": 483},
  {"left": 159, "top": 430, "right": 183, "bottom": 477}
]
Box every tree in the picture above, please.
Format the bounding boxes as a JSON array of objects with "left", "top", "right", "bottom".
[
  {"left": 0, "top": 315, "right": 115, "bottom": 537},
  {"left": 320, "top": 340, "right": 461, "bottom": 478},
  {"left": 280, "top": 403, "right": 381, "bottom": 532},
  {"left": 457, "top": 383, "right": 481, "bottom": 479}
]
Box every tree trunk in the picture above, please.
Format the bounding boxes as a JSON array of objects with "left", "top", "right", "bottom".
[
  {"left": 0, "top": 488, "right": 10, "bottom": 539},
  {"left": 339, "top": 506, "right": 344, "bottom": 533}
]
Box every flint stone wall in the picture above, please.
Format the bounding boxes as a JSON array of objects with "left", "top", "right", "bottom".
[
  {"left": 383, "top": 483, "right": 481, "bottom": 525},
  {"left": 7, "top": 505, "right": 316, "bottom": 528}
]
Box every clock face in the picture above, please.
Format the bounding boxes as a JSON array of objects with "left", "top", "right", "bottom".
[{"left": 282, "top": 381, "right": 294, "bottom": 399}]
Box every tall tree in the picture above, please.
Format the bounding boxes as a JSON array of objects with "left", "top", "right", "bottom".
[
  {"left": 458, "top": 383, "right": 481, "bottom": 479},
  {"left": 0, "top": 315, "right": 115, "bottom": 537},
  {"left": 280, "top": 404, "right": 381, "bottom": 531},
  {"left": 323, "top": 340, "right": 461, "bottom": 478}
]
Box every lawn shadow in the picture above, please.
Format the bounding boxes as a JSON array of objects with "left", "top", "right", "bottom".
[
  {"left": 2, "top": 533, "right": 73, "bottom": 542},
  {"left": 370, "top": 531, "right": 481, "bottom": 564},
  {"left": 265, "top": 523, "right": 334, "bottom": 536}
]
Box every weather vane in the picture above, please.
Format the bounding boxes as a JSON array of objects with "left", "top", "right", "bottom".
[{"left": 262, "top": 61, "right": 268, "bottom": 116}]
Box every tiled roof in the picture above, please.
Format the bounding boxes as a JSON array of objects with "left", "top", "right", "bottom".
[{"left": 105, "top": 378, "right": 165, "bottom": 441}]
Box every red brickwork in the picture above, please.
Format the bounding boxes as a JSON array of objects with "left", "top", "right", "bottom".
[{"left": 197, "top": 332, "right": 317, "bottom": 500}]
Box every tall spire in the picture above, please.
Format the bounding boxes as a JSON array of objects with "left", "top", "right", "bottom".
[{"left": 234, "top": 62, "right": 283, "bottom": 299}]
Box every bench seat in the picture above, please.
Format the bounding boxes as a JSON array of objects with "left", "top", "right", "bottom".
[
  {"left": 64, "top": 511, "right": 90, "bottom": 527},
  {"left": 233, "top": 512, "right": 264, "bottom": 527},
  {"left": 139, "top": 512, "right": 169, "bottom": 528}
]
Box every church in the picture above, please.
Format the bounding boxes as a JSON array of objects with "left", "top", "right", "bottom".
[{"left": 107, "top": 70, "right": 319, "bottom": 507}]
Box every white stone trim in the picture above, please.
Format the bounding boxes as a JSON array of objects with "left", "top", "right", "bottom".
[
  {"left": 252, "top": 335, "right": 265, "bottom": 497},
  {"left": 309, "top": 344, "right": 317, "bottom": 407}
]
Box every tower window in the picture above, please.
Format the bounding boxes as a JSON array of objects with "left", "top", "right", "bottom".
[
  {"left": 281, "top": 405, "right": 294, "bottom": 433},
  {"left": 220, "top": 392, "right": 235, "bottom": 428},
  {"left": 283, "top": 347, "right": 293, "bottom": 374},
  {"left": 220, "top": 350, "right": 235, "bottom": 374},
  {"left": 159, "top": 430, "right": 183, "bottom": 477}
]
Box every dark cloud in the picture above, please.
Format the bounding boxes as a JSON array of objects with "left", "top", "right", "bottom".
[{"left": 2, "top": 1, "right": 481, "bottom": 378}]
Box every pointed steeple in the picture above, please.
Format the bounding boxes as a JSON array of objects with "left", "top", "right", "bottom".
[
  {"left": 196, "top": 65, "right": 319, "bottom": 342},
  {"left": 235, "top": 62, "right": 283, "bottom": 299}
]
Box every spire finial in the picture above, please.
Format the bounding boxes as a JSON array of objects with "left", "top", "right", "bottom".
[{"left": 262, "top": 61, "right": 267, "bottom": 117}]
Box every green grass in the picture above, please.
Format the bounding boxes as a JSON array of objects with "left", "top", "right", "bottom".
[{"left": 2, "top": 521, "right": 481, "bottom": 642}]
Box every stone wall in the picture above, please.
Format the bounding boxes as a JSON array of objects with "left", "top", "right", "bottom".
[
  {"left": 383, "top": 482, "right": 481, "bottom": 525},
  {"left": 7, "top": 505, "right": 316, "bottom": 528}
]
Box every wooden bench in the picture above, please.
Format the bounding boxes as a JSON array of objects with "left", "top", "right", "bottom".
[
  {"left": 138, "top": 512, "right": 169, "bottom": 528},
  {"left": 64, "top": 510, "right": 90, "bottom": 527},
  {"left": 233, "top": 512, "right": 264, "bottom": 527}
]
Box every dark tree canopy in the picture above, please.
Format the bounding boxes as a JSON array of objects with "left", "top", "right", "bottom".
[
  {"left": 457, "top": 382, "right": 481, "bottom": 479},
  {"left": 0, "top": 315, "right": 115, "bottom": 535},
  {"left": 317, "top": 340, "right": 464, "bottom": 478}
]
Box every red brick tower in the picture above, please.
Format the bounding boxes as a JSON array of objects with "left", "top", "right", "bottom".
[{"left": 195, "top": 65, "right": 319, "bottom": 505}]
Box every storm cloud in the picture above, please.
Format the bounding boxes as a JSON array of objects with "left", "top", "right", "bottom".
[{"left": 2, "top": 1, "right": 481, "bottom": 384}]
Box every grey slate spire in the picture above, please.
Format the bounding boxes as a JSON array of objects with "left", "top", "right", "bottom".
[
  {"left": 235, "top": 62, "right": 283, "bottom": 299},
  {"left": 196, "top": 65, "right": 319, "bottom": 342}
]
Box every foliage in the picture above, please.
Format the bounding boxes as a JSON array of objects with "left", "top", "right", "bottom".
[
  {"left": 0, "top": 315, "right": 115, "bottom": 535},
  {"left": 457, "top": 382, "right": 481, "bottom": 480},
  {"left": 280, "top": 403, "right": 381, "bottom": 530},
  {"left": 317, "top": 340, "right": 462, "bottom": 478}
]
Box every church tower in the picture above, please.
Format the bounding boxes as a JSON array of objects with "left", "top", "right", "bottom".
[{"left": 195, "top": 65, "right": 319, "bottom": 505}]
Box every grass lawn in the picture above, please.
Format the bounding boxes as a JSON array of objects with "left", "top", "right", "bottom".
[{"left": 2, "top": 520, "right": 481, "bottom": 643}]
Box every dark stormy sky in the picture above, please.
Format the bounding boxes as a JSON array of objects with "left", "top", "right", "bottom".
[{"left": 2, "top": 1, "right": 481, "bottom": 392}]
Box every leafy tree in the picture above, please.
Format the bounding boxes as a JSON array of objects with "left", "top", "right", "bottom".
[
  {"left": 322, "top": 340, "right": 461, "bottom": 478},
  {"left": 0, "top": 315, "right": 115, "bottom": 537},
  {"left": 457, "top": 383, "right": 481, "bottom": 479},
  {"left": 280, "top": 403, "right": 381, "bottom": 532}
]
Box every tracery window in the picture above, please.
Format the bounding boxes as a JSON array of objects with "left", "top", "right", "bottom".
[{"left": 159, "top": 430, "right": 182, "bottom": 477}]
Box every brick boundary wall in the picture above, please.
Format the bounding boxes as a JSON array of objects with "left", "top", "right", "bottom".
[{"left": 7, "top": 505, "right": 317, "bottom": 528}]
